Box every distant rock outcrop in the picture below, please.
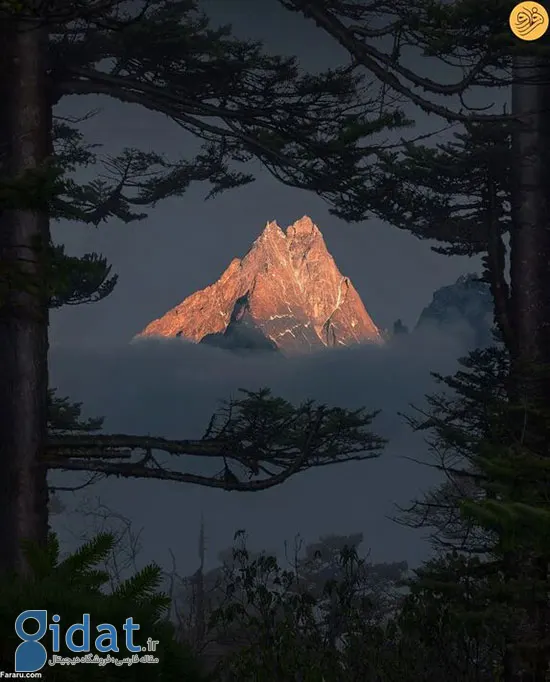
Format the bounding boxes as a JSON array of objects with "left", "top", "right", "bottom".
[
  {"left": 392, "top": 319, "right": 409, "bottom": 336},
  {"left": 136, "top": 216, "right": 382, "bottom": 354},
  {"left": 415, "top": 273, "right": 494, "bottom": 347}
]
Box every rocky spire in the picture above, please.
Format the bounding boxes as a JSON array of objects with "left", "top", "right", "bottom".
[{"left": 136, "top": 217, "right": 383, "bottom": 354}]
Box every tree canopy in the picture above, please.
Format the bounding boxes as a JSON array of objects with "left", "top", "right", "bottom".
[{"left": 45, "top": 0, "right": 409, "bottom": 225}]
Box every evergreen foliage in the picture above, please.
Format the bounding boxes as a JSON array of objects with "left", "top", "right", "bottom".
[
  {"left": 367, "top": 123, "right": 512, "bottom": 256},
  {"left": 0, "top": 532, "right": 205, "bottom": 680},
  {"left": 48, "top": 390, "right": 104, "bottom": 435},
  {"left": 46, "top": 388, "right": 386, "bottom": 492},
  {"left": 393, "top": 343, "right": 550, "bottom": 679}
]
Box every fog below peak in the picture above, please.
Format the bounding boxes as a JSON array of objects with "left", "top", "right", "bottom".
[{"left": 49, "top": 323, "right": 473, "bottom": 575}]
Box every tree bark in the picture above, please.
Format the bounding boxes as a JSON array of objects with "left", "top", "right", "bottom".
[
  {"left": 0, "top": 16, "right": 51, "bottom": 575},
  {"left": 509, "top": 52, "right": 550, "bottom": 682},
  {"left": 510, "top": 55, "right": 550, "bottom": 400}
]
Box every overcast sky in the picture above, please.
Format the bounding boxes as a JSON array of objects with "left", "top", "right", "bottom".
[{"left": 48, "top": 0, "right": 481, "bottom": 577}]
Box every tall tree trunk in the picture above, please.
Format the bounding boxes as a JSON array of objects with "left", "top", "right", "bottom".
[
  {"left": 510, "top": 55, "right": 550, "bottom": 395},
  {"left": 0, "top": 15, "right": 51, "bottom": 575},
  {"left": 509, "top": 52, "right": 550, "bottom": 682}
]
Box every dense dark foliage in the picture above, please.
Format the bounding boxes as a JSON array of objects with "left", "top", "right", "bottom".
[{"left": 0, "top": 533, "right": 205, "bottom": 680}]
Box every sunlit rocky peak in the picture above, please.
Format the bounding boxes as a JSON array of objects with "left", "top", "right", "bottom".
[{"left": 136, "top": 216, "right": 383, "bottom": 355}]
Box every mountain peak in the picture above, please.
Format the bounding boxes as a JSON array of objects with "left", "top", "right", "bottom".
[
  {"left": 286, "top": 215, "right": 319, "bottom": 236},
  {"left": 258, "top": 220, "right": 285, "bottom": 239},
  {"left": 137, "top": 217, "right": 382, "bottom": 354}
]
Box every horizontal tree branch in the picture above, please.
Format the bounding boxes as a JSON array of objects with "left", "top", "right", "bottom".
[{"left": 45, "top": 389, "right": 385, "bottom": 492}]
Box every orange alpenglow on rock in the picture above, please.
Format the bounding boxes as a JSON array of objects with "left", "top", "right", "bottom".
[{"left": 136, "top": 216, "right": 383, "bottom": 355}]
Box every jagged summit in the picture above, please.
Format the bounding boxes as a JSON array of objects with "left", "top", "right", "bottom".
[{"left": 136, "top": 216, "right": 383, "bottom": 355}]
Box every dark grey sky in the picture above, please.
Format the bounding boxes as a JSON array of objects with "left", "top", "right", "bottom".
[{"left": 48, "top": 0, "right": 481, "bottom": 576}]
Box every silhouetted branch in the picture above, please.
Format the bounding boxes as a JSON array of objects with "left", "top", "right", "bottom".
[
  {"left": 45, "top": 389, "right": 385, "bottom": 492},
  {"left": 278, "top": 0, "right": 510, "bottom": 123}
]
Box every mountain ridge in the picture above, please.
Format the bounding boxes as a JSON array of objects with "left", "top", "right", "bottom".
[{"left": 136, "top": 216, "right": 382, "bottom": 355}]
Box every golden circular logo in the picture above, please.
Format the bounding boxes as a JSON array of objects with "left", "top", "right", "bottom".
[{"left": 510, "top": 2, "right": 549, "bottom": 40}]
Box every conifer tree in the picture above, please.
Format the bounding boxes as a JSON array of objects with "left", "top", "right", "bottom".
[
  {"left": 395, "top": 340, "right": 550, "bottom": 679},
  {"left": 0, "top": 0, "right": 406, "bottom": 574},
  {"left": 278, "top": 4, "right": 550, "bottom": 678},
  {"left": 0, "top": 531, "right": 205, "bottom": 679}
]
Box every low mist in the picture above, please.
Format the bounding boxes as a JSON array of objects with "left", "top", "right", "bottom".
[{"left": 49, "top": 325, "right": 472, "bottom": 576}]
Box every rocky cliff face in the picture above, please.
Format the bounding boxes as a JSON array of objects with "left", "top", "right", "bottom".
[
  {"left": 415, "top": 273, "right": 494, "bottom": 347},
  {"left": 136, "top": 216, "right": 382, "bottom": 354}
]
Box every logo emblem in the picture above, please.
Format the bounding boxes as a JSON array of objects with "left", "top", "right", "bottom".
[
  {"left": 14, "top": 611, "right": 48, "bottom": 673},
  {"left": 510, "top": 2, "right": 549, "bottom": 40},
  {"left": 14, "top": 610, "right": 151, "bottom": 672}
]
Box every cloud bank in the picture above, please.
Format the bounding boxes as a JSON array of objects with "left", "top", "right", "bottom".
[{"left": 49, "top": 327, "right": 471, "bottom": 574}]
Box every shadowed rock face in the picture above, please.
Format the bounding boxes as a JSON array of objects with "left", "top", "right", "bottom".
[
  {"left": 415, "top": 273, "right": 494, "bottom": 348},
  {"left": 200, "top": 295, "right": 279, "bottom": 353},
  {"left": 136, "top": 216, "right": 383, "bottom": 355}
]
